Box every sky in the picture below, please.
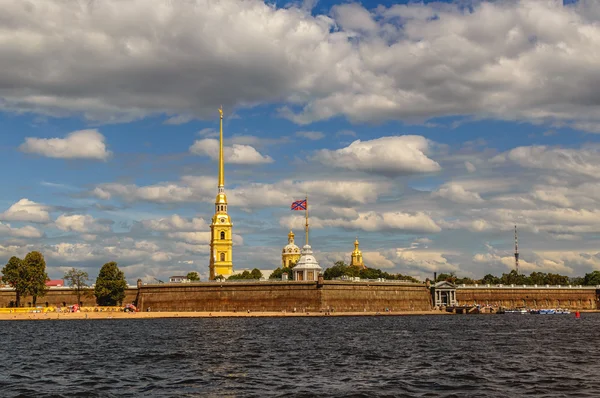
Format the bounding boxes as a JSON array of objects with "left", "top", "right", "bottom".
[{"left": 3, "top": 0, "right": 600, "bottom": 283}]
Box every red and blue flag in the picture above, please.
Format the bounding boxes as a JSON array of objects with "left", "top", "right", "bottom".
[{"left": 291, "top": 200, "right": 307, "bottom": 211}]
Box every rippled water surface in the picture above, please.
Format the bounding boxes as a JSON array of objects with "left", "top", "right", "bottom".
[{"left": 1, "top": 314, "right": 600, "bottom": 397}]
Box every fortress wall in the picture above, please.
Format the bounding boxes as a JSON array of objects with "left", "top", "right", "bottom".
[
  {"left": 136, "top": 282, "right": 319, "bottom": 312},
  {"left": 319, "top": 282, "right": 432, "bottom": 312},
  {"left": 0, "top": 288, "right": 138, "bottom": 308},
  {"left": 456, "top": 287, "right": 599, "bottom": 309},
  {"left": 136, "top": 281, "right": 432, "bottom": 312}
]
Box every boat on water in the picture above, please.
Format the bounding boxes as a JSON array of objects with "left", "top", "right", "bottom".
[
  {"left": 536, "top": 308, "right": 571, "bottom": 315},
  {"left": 505, "top": 308, "right": 528, "bottom": 314}
]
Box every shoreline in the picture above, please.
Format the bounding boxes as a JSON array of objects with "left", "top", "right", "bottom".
[{"left": 0, "top": 310, "right": 452, "bottom": 321}]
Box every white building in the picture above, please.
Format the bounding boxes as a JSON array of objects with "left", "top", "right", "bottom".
[
  {"left": 293, "top": 244, "right": 322, "bottom": 281},
  {"left": 169, "top": 275, "right": 190, "bottom": 283}
]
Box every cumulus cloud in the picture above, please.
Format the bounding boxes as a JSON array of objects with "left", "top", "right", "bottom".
[
  {"left": 190, "top": 139, "right": 273, "bottom": 165},
  {"left": 281, "top": 210, "right": 441, "bottom": 233},
  {"left": 55, "top": 214, "right": 111, "bottom": 233},
  {"left": 473, "top": 251, "right": 576, "bottom": 275},
  {"left": 19, "top": 130, "right": 110, "bottom": 160},
  {"left": 141, "top": 215, "right": 209, "bottom": 232},
  {"left": 491, "top": 146, "right": 600, "bottom": 178},
  {"left": 0, "top": 222, "right": 43, "bottom": 238},
  {"left": 313, "top": 136, "right": 440, "bottom": 176},
  {"left": 5, "top": 1, "right": 600, "bottom": 129},
  {"left": 0, "top": 199, "right": 51, "bottom": 223},
  {"left": 92, "top": 176, "right": 216, "bottom": 203},
  {"left": 432, "top": 182, "right": 484, "bottom": 204},
  {"left": 394, "top": 249, "right": 460, "bottom": 273}
]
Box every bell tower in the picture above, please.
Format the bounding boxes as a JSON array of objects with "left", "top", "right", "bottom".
[{"left": 209, "top": 107, "right": 233, "bottom": 280}]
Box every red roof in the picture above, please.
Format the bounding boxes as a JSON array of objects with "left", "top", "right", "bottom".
[{"left": 46, "top": 279, "right": 64, "bottom": 287}]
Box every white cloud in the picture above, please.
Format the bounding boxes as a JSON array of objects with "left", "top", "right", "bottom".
[
  {"left": 190, "top": 139, "right": 273, "bottom": 165},
  {"left": 296, "top": 131, "right": 325, "bottom": 140},
  {"left": 432, "top": 182, "right": 484, "bottom": 204},
  {"left": 281, "top": 210, "right": 441, "bottom": 233},
  {"left": 4, "top": 1, "right": 600, "bottom": 130},
  {"left": 331, "top": 3, "right": 377, "bottom": 33},
  {"left": 492, "top": 146, "right": 600, "bottom": 178},
  {"left": 0, "top": 222, "right": 43, "bottom": 238},
  {"left": 363, "top": 252, "right": 395, "bottom": 269},
  {"left": 465, "top": 161, "right": 476, "bottom": 173},
  {"left": 313, "top": 136, "right": 440, "bottom": 176},
  {"left": 141, "top": 215, "right": 209, "bottom": 232},
  {"left": 55, "top": 214, "right": 111, "bottom": 233},
  {"left": 0, "top": 199, "right": 51, "bottom": 223},
  {"left": 394, "top": 249, "right": 460, "bottom": 273},
  {"left": 19, "top": 130, "right": 110, "bottom": 160}
]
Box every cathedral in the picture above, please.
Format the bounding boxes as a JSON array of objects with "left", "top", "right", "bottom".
[
  {"left": 350, "top": 238, "right": 366, "bottom": 269},
  {"left": 281, "top": 230, "right": 301, "bottom": 267},
  {"left": 209, "top": 108, "right": 234, "bottom": 280}
]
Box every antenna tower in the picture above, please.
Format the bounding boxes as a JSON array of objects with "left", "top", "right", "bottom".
[{"left": 514, "top": 225, "right": 519, "bottom": 275}]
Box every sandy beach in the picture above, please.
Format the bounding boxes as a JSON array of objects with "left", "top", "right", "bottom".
[{"left": 0, "top": 309, "right": 451, "bottom": 321}]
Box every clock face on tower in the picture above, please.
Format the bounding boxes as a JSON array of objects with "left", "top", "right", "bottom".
[{"left": 220, "top": 218, "right": 226, "bottom": 223}]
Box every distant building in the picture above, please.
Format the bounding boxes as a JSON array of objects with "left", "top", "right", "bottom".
[
  {"left": 350, "top": 238, "right": 366, "bottom": 269},
  {"left": 293, "top": 244, "right": 322, "bottom": 281},
  {"left": 169, "top": 276, "right": 190, "bottom": 283},
  {"left": 434, "top": 281, "right": 457, "bottom": 307},
  {"left": 46, "top": 279, "right": 64, "bottom": 287},
  {"left": 282, "top": 230, "right": 301, "bottom": 267}
]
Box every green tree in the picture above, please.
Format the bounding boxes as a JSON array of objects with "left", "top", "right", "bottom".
[
  {"left": 227, "top": 269, "right": 263, "bottom": 280},
  {"left": 482, "top": 274, "right": 500, "bottom": 285},
  {"left": 186, "top": 271, "right": 200, "bottom": 281},
  {"left": 23, "top": 251, "right": 49, "bottom": 306},
  {"left": 94, "top": 262, "right": 127, "bottom": 306},
  {"left": 64, "top": 268, "right": 90, "bottom": 305},
  {"left": 1, "top": 256, "right": 27, "bottom": 307},
  {"left": 250, "top": 268, "right": 263, "bottom": 279},
  {"left": 583, "top": 271, "right": 600, "bottom": 286},
  {"left": 270, "top": 267, "right": 292, "bottom": 279}
]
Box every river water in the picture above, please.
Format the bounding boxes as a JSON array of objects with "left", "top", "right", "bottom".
[{"left": 1, "top": 314, "right": 599, "bottom": 397}]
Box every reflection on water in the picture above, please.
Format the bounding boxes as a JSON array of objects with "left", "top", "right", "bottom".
[{"left": 1, "top": 314, "right": 600, "bottom": 397}]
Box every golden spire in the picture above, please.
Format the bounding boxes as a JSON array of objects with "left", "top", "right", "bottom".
[
  {"left": 218, "top": 106, "right": 224, "bottom": 191},
  {"left": 354, "top": 237, "right": 359, "bottom": 250},
  {"left": 288, "top": 230, "right": 295, "bottom": 244}
]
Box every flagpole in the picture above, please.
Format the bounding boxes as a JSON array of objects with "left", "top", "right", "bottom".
[{"left": 305, "top": 194, "right": 309, "bottom": 246}]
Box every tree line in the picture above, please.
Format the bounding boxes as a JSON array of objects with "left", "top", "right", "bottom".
[
  {"left": 435, "top": 270, "right": 600, "bottom": 286},
  {"left": 2, "top": 252, "right": 129, "bottom": 307},
  {"left": 268, "top": 260, "right": 421, "bottom": 283}
]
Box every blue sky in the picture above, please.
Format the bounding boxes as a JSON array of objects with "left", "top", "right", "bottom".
[{"left": 2, "top": 0, "right": 600, "bottom": 282}]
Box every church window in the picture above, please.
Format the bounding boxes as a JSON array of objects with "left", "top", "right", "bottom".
[
  {"left": 220, "top": 252, "right": 225, "bottom": 261},
  {"left": 220, "top": 231, "right": 225, "bottom": 240}
]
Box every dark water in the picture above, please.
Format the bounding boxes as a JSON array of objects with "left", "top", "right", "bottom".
[{"left": 1, "top": 314, "right": 599, "bottom": 397}]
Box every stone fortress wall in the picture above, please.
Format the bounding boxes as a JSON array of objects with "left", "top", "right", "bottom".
[
  {"left": 135, "top": 280, "right": 433, "bottom": 312},
  {"left": 0, "top": 283, "right": 597, "bottom": 311},
  {"left": 455, "top": 285, "right": 599, "bottom": 310},
  {"left": 0, "top": 287, "right": 138, "bottom": 308}
]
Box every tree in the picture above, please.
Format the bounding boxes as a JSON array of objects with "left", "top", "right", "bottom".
[
  {"left": 64, "top": 268, "right": 90, "bottom": 305},
  {"left": 94, "top": 262, "right": 128, "bottom": 306},
  {"left": 2, "top": 256, "right": 27, "bottom": 307},
  {"left": 23, "top": 251, "right": 49, "bottom": 306},
  {"left": 270, "top": 267, "right": 289, "bottom": 279},
  {"left": 250, "top": 268, "right": 263, "bottom": 279},
  {"left": 583, "top": 271, "right": 600, "bottom": 286},
  {"left": 186, "top": 272, "right": 200, "bottom": 281},
  {"left": 227, "top": 269, "right": 263, "bottom": 280}
]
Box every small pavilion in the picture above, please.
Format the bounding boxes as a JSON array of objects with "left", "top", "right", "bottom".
[
  {"left": 293, "top": 244, "right": 322, "bottom": 281},
  {"left": 434, "top": 281, "right": 457, "bottom": 307}
]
